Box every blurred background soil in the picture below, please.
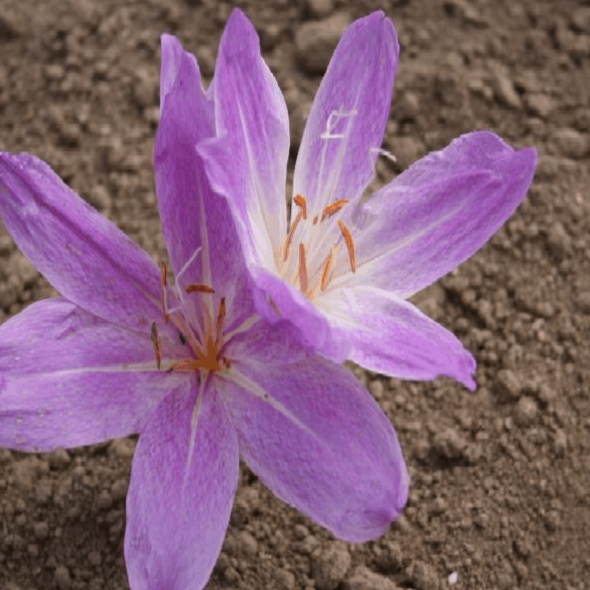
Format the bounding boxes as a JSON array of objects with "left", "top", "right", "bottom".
[{"left": 0, "top": 0, "right": 589, "bottom": 589}]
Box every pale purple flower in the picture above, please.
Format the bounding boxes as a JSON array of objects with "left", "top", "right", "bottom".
[
  {"left": 200, "top": 10, "right": 538, "bottom": 390},
  {"left": 0, "top": 34, "right": 408, "bottom": 590}
]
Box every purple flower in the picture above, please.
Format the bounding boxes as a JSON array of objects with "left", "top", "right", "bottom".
[
  {"left": 0, "top": 34, "right": 408, "bottom": 590},
  {"left": 199, "top": 10, "right": 538, "bottom": 390}
]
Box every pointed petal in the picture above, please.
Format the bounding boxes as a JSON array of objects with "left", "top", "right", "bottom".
[
  {"left": 208, "top": 8, "right": 288, "bottom": 255},
  {"left": 199, "top": 9, "right": 289, "bottom": 278},
  {"left": 345, "top": 132, "right": 538, "bottom": 296},
  {"left": 155, "top": 35, "right": 215, "bottom": 286},
  {"left": 125, "top": 387, "right": 239, "bottom": 590},
  {"left": 293, "top": 11, "right": 398, "bottom": 219},
  {"left": 0, "top": 153, "right": 164, "bottom": 333},
  {"left": 222, "top": 352, "right": 408, "bottom": 542},
  {"left": 0, "top": 299, "right": 187, "bottom": 451},
  {"left": 323, "top": 286, "right": 476, "bottom": 389}
]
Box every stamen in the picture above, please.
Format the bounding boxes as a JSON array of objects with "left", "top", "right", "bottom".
[
  {"left": 161, "top": 263, "right": 168, "bottom": 286},
  {"left": 298, "top": 243, "right": 308, "bottom": 293},
  {"left": 284, "top": 211, "right": 303, "bottom": 262},
  {"left": 313, "top": 215, "right": 319, "bottom": 225},
  {"left": 216, "top": 297, "right": 226, "bottom": 337},
  {"left": 293, "top": 194, "right": 308, "bottom": 220},
  {"left": 320, "top": 247, "right": 334, "bottom": 291},
  {"left": 337, "top": 220, "right": 356, "bottom": 273},
  {"left": 222, "top": 357, "right": 232, "bottom": 370},
  {"left": 185, "top": 284, "right": 215, "bottom": 294},
  {"left": 150, "top": 322, "right": 162, "bottom": 370},
  {"left": 166, "top": 359, "right": 198, "bottom": 373},
  {"left": 321, "top": 199, "right": 349, "bottom": 222}
]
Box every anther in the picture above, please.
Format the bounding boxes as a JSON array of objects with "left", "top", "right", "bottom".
[
  {"left": 298, "top": 243, "right": 309, "bottom": 293},
  {"left": 185, "top": 284, "right": 215, "bottom": 294},
  {"left": 320, "top": 247, "right": 334, "bottom": 291},
  {"left": 216, "top": 297, "right": 226, "bottom": 337},
  {"left": 293, "top": 194, "right": 308, "bottom": 220},
  {"left": 321, "top": 199, "right": 349, "bottom": 223},
  {"left": 222, "top": 357, "right": 232, "bottom": 370},
  {"left": 284, "top": 211, "right": 303, "bottom": 262},
  {"left": 337, "top": 220, "right": 356, "bottom": 273},
  {"left": 151, "top": 322, "right": 162, "bottom": 370},
  {"left": 161, "top": 263, "right": 168, "bottom": 286}
]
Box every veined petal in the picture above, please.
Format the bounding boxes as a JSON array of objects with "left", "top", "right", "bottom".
[
  {"left": 221, "top": 355, "right": 408, "bottom": 543},
  {"left": 0, "top": 299, "right": 187, "bottom": 451},
  {"left": 0, "top": 153, "right": 164, "bottom": 333},
  {"left": 208, "top": 8, "right": 289, "bottom": 257},
  {"left": 344, "top": 132, "right": 538, "bottom": 297},
  {"left": 155, "top": 35, "right": 215, "bottom": 287},
  {"left": 323, "top": 286, "right": 477, "bottom": 390},
  {"left": 293, "top": 11, "right": 398, "bottom": 220},
  {"left": 125, "top": 386, "right": 239, "bottom": 590}
]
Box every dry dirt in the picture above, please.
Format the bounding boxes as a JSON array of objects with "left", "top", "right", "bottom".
[{"left": 1, "top": 0, "right": 589, "bottom": 589}]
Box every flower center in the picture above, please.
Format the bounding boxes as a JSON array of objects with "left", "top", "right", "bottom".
[
  {"left": 150, "top": 261, "right": 231, "bottom": 378},
  {"left": 276, "top": 194, "right": 357, "bottom": 302}
]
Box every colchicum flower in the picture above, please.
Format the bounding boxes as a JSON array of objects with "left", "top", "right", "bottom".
[
  {"left": 0, "top": 31, "right": 408, "bottom": 590},
  {"left": 200, "top": 10, "right": 538, "bottom": 390}
]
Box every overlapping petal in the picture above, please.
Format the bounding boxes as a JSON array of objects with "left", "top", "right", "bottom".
[
  {"left": 222, "top": 348, "right": 408, "bottom": 542},
  {"left": 125, "top": 387, "right": 239, "bottom": 590},
  {"left": 0, "top": 153, "right": 165, "bottom": 334},
  {"left": 0, "top": 299, "right": 187, "bottom": 451},
  {"left": 208, "top": 9, "right": 288, "bottom": 256},
  {"left": 199, "top": 9, "right": 289, "bottom": 274},
  {"left": 321, "top": 286, "right": 476, "bottom": 390},
  {"left": 155, "top": 35, "right": 214, "bottom": 288},
  {"left": 343, "top": 132, "right": 538, "bottom": 297},
  {"left": 293, "top": 11, "right": 399, "bottom": 220},
  {"left": 248, "top": 266, "right": 350, "bottom": 363}
]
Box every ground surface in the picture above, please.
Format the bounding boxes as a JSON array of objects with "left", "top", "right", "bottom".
[{"left": 0, "top": 0, "right": 589, "bottom": 589}]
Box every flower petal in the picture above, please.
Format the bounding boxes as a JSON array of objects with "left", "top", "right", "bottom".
[
  {"left": 293, "top": 11, "right": 398, "bottom": 219},
  {"left": 205, "top": 8, "right": 289, "bottom": 259},
  {"left": 222, "top": 351, "right": 408, "bottom": 542},
  {"left": 155, "top": 35, "right": 215, "bottom": 286},
  {"left": 0, "top": 298, "right": 187, "bottom": 451},
  {"left": 0, "top": 153, "right": 163, "bottom": 333},
  {"left": 344, "top": 132, "right": 538, "bottom": 297},
  {"left": 248, "top": 266, "right": 350, "bottom": 363},
  {"left": 322, "top": 286, "right": 476, "bottom": 390},
  {"left": 125, "top": 386, "right": 239, "bottom": 590}
]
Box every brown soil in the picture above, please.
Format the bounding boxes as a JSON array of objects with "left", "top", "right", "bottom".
[{"left": 1, "top": 0, "right": 589, "bottom": 589}]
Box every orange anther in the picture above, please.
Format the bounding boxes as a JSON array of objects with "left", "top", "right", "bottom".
[
  {"left": 293, "top": 193, "right": 308, "bottom": 220},
  {"left": 161, "top": 263, "right": 168, "bottom": 286},
  {"left": 321, "top": 199, "right": 349, "bottom": 222},
  {"left": 284, "top": 211, "right": 303, "bottom": 262},
  {"left": 337, "top": 220, "right": 356, "bottom": 273},
  {"left": 298, "top": 243, "right": 308, "bottom": 293},
  {"left": 320, "top": 248, "right": 334, "bottom": 292},
  {"left": 185, "top": 284, "right": 215, "bottom": 294},
  {"left": 217, "top": 297, "right": 226, "bottom": 337}
]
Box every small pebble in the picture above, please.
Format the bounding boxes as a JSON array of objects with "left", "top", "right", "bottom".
[
  {"left": 311, "top": 542, "right": 351, "bottom": 590},
  {"left": 514, "top": 396, "right": 538, "bottom": 427},
  {"left": 54, "top": 565, "right": 72, "bottom": 590}
]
